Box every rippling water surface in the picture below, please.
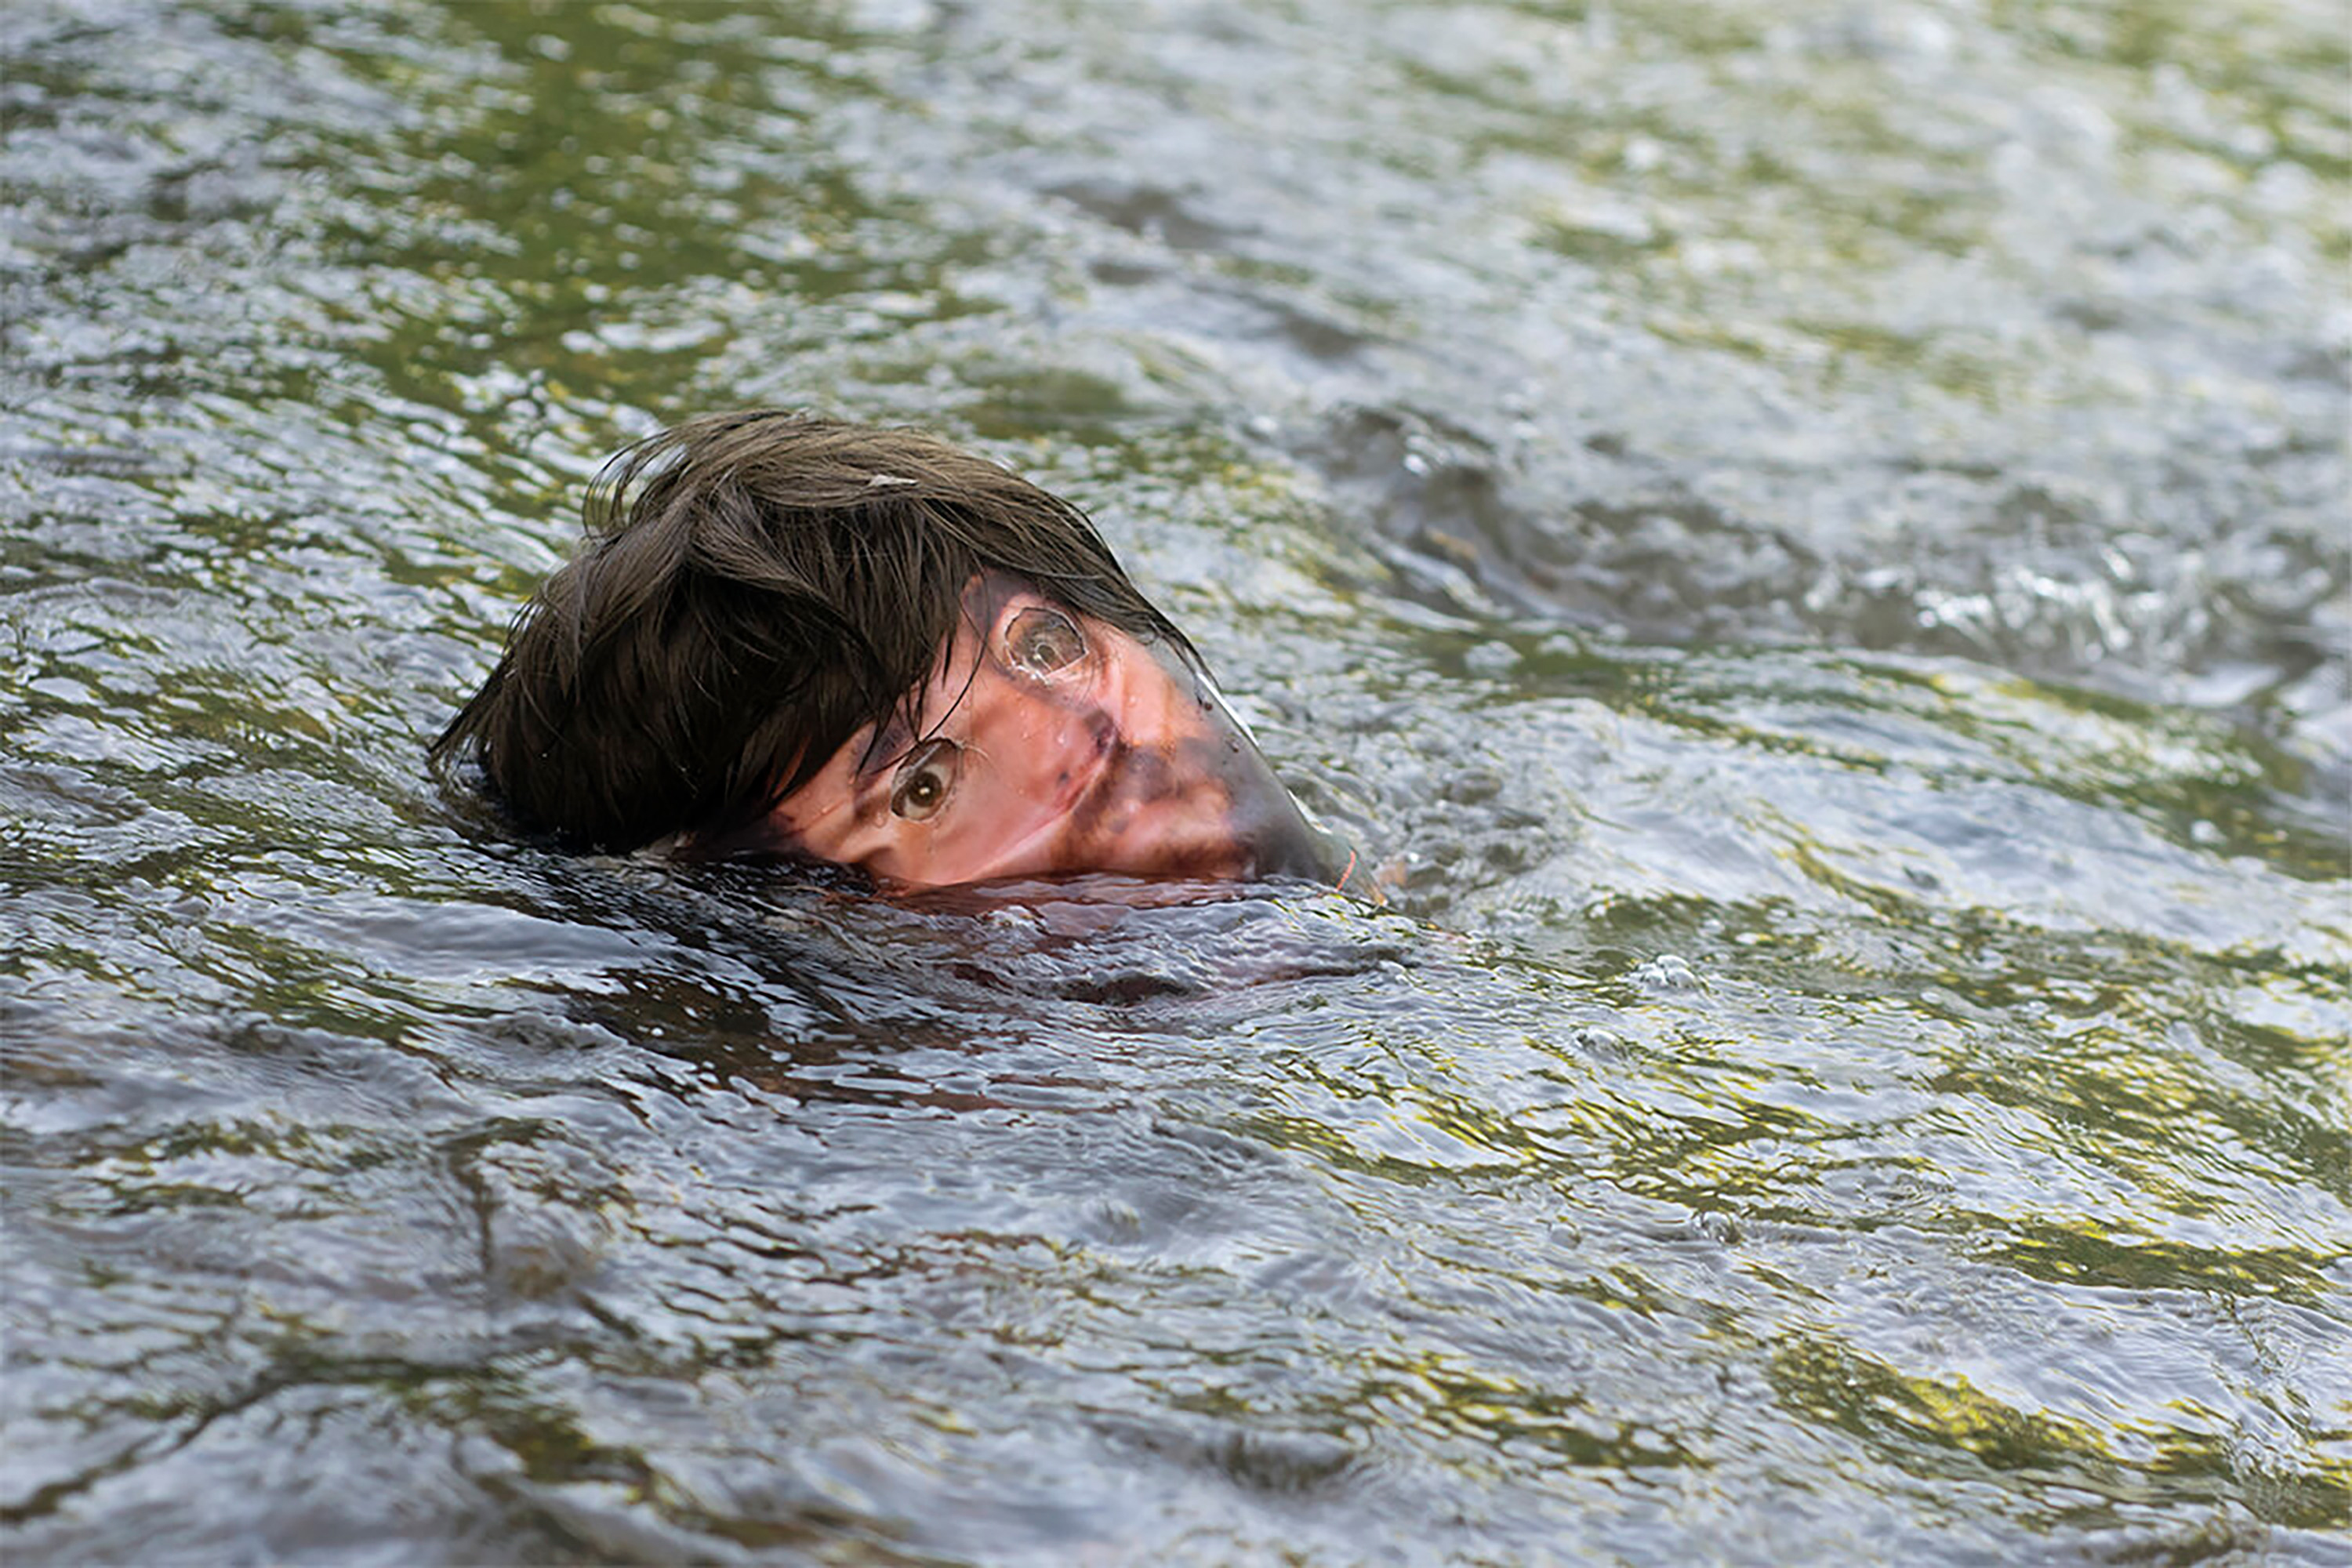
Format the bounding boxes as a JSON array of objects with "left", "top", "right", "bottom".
[{"left": 4, "top": 0, "right": 2347, "bottom": 1561}]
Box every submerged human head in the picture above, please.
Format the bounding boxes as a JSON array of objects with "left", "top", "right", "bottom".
[{"left": 434, "top": 410, "right": 1352, "bottom": 891}]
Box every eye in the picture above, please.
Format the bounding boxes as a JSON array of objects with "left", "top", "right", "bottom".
[
  {"left": 888, "top": 738, "right": 960, "bottom": 822},
  {"left": 1004, "top": 606, "right": 1086, "bottom": 677}
]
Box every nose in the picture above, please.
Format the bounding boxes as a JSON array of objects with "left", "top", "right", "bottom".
[
  {"left": 1174, "top": 721, "right": 1352, "bottom": 884},
  {"left": 1075, "top": 652, "right": 1352, "bottom": 886},
  {"left": 1225, "top": 765, "right": 1352, "bottom": 882}
]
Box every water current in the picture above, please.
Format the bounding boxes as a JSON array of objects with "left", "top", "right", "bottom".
[{"left": 4, "top": 0, "right": 2347, "bottom": 1562}]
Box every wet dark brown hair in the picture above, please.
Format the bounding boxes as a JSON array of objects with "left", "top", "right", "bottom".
[{"left": 432, "top": 409, "right": 1197, "bottom": 851}]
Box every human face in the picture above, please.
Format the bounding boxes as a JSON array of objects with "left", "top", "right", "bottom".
[{"left": 746, "top": 574, "right": 1351, "bottom": 891}]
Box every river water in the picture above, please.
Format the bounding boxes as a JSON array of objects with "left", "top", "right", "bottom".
[{"left": 4, "top": 0, "right": 2347, "bottom": 1562}]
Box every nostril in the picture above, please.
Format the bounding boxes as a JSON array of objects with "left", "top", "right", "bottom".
[{"left": 1088, "top": 711, "right": 1116, "bottom": 757}]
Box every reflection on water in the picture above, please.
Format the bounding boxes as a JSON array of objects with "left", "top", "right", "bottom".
[{"left": 3, "top": 0, "right": 2347, "bottom": 1560}]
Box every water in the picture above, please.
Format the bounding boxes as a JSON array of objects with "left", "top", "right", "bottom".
[{"left": 4, "top": 0, "right": 2347, "bottom": 1561}]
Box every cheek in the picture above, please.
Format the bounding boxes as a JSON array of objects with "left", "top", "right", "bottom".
[{"left": 768, "top": 779, "right": 877, "bottom": 859}]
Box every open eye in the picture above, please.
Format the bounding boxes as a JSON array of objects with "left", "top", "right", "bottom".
[
  {"left": 889, "top": 738, "right": 960, "bottom": 821},
  {"left": 1004, "top": 606, "right": 1086, "bottom": 677}
]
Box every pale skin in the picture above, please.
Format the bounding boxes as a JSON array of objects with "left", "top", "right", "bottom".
[{"left": 738, "top": 573, "right": 1351, "bottom": 891}]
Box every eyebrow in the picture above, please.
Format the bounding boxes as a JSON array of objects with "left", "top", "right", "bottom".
[{"left": 854, "top": 713, "right": 916, "bottom": 783}]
